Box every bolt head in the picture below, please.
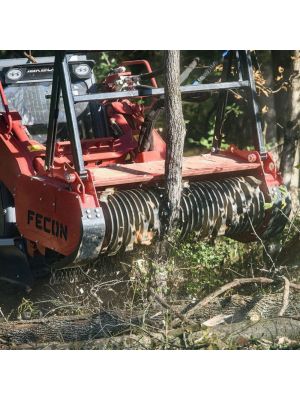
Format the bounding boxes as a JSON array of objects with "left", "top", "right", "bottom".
[
  {"left": 269, "top": 162, "right": 275, "bottom": 171},
  {"left": 65, "top": 173, "right": 76, "bottom": 183},
  {"left": 248, "top": 154, "right": 257, "bottom": 163}
]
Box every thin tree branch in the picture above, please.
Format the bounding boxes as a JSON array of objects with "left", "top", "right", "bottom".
[
  {"left": 148, "top": 287, "right": 195, "bottom": 326},
  {"left": 172, "top": 277, "right": 275, "bottom": 327},
  {"left": 278, "top": 277, "right": 290, "bottom": 316}
]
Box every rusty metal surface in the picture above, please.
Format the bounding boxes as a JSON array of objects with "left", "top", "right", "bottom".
[{"left": 92, "top": 154, "right": 261, "bottom": 188}]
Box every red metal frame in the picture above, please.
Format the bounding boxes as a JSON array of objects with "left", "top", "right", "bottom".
[
  {"left": 121, "top": 59, "right": 158, "bottom": 88},
  {"left": 0, "top": 82, "right": 12, "bottom": 134}
]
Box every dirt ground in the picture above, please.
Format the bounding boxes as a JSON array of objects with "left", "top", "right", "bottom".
[{"left": 0, "top": 260, "right": 132, "bottom": 321}]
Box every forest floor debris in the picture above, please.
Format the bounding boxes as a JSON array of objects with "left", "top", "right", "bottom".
[{"left": 1, "top": 213, "right": 300, "bottom": 350}]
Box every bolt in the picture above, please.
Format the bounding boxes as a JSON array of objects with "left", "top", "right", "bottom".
[
  {"left": 65, "top": 173, "right": 76, "bottom": 183},
  {"left": 269, "top": 162, "right": 275, "bottom": 171},
  {"left": 248, "top": 154, "right": 257, "bottom": 163}
]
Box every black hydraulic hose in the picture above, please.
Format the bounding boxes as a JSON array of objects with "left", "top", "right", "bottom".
[{"left": 139, "top": 67, "right": 165, "bottom": 81}]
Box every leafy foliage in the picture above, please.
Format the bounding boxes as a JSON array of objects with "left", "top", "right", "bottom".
[{"left": 93, "top": 52, "right": 117, "bottom": 81}]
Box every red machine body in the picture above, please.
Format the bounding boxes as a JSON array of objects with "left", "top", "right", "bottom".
[
  {"left": 0, "top": 51, "right": 291, "bottom": 287},
  {"left": 0, "top": 103, "right": 282, "bottom": 255}
]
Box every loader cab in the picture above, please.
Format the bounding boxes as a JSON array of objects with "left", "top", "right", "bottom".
[{"left": 0, "top": 56, "right": 102, "bottom": 143}]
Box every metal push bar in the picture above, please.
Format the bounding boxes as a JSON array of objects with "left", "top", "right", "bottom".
[
  {"left": 46, "top": 50, "right": 266, "bottom": 178},
  {"left": 73, "top": 80, "right": 250, "bottom": 103}
]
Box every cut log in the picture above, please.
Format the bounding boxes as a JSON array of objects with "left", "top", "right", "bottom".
[
  {"left": 206, "top": 317, "right": 300, "bottom": 345},
  {"left": 0, "top": 311, "right": 138, "bottom": 345},
  {"left": 2, "top": 317, "right": 300, "bottom": 349}
]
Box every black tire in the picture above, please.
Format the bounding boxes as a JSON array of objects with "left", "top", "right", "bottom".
[{"left": 0, "top": 182, "right": 17, "bottom": 238}]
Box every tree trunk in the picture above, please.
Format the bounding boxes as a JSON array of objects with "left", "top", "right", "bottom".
[
  {"left": 271, "top": 50, "right": 293, "bottom": 144},
  {"left": 273, "top": 50, "right": 300, "bottom": 188},
  {"left": 0, "top": 312, "right": 138, "bottom": 345},
  {"left": 258, "top": 51, "right": 278, "bottom": 162},
  {"left": 208, "top": 317, "right": 300, "bottom": 345},
  {"left": 161, "top": 50, "right": 186, "bottom": 238},
  {"left": 3, "top": 317, "right": 300, "bottom": 349}
]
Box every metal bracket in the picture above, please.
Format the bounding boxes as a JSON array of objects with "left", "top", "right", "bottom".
[
  {"left": 212, "top": 50, "right": 266, "bottom": 158},
  {"left": 46, "top": 51, "right": 87, "bottom": 180},
  {"left": 45, "top": 50, "right": 266, "bottom": 179}
]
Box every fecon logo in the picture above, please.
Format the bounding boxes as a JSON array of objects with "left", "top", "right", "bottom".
[{"left": 27, "top": 210, "right": 68, "bottom": 241}]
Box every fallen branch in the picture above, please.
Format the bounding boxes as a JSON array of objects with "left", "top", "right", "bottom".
[
  {"left": 23, "top": 51, "right": 37, "bottom": 64},
  {"left": 278, "top": 277, "right": 290, "bottom": 316},
  {"left": 2, "top": 273, "right": 300, "bottom": 347},
  {"left": 290, "top": 282, "right": 300, "bottom": 290},
  {"left": 148, "top": 287, "right": 195, "bottom": 326},
  {"left": 209, "top": 317, "right": 300, "bottom": 345},
  {"left": 132, "top": 259, "right": 195, "bottom": 325},
  {"left": 3, "top": 317, "right": 300, "bottom": 349},
  {"left": 0, "top": 311, "right": 139, "bottom": 345},
  {"left": 174, "top": 276, "right": 300, "bottom": 328},
  {"left": 175, "top": 277, "right": 274, "bottom": 326},
  {"left": 0, "top": 323, "right": 203, "bottom": 350}
]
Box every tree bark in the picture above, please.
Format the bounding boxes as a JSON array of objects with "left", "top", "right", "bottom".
[
  {"left": 3, "top": 317, "right": 300, "bottom": 349},
  {"left": 271, "top": 50, "right": 294, "bottom": 144},
  {"left": 161, "top": 50, "right": 186, "bottom": 238},
  {"left": 273, "top": 50, "right": 300, "bottom": 188},
  {"left": 209, "top": 317, "right": 300, "bottom": 345},
  {"left": 258, "top": 51, "right": 278, "bottom": 161},
  {"left": 0, "top": 312, "right": 138, "bottom": 345}
]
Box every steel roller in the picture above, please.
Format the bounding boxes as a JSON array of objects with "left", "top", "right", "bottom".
[{"left": 98, "top": 176, "right": 291, "bottom": 256}]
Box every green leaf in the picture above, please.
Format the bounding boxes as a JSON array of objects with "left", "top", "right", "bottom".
[{"left": 264, "top": 202, "right": 273, "bottom": 210}]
